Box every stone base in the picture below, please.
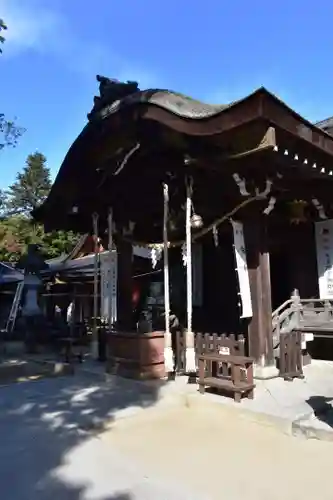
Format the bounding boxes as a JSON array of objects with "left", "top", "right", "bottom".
[
  {"left": 185, "top": 347, "right": 197, "bottom": 373},
  {"left": 254, "top": 363, "right": 279, "bottom": 380},
  {"left": 302, "top": 349, "right": 312, "bottom": 366},
  {"left": 107, "top": 331, "right": 165, "bottom": 380}
]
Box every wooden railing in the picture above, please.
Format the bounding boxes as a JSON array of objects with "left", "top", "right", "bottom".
[
  {"left": 272, "top": 295, "right": 299, "bottom": 348},
  {"left": 272, "top": 291, "right": 333, "bottom": 348},
  {"left": 279, "top": 331, "right": 304, "bottom": 380}
]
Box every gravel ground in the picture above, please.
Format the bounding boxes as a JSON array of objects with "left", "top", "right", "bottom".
[
  {"left": 101, "top": 405, "right": 333, "bottom": 500},
  {"left": 0, "top": 375, "right": 204, "bottom": 499},
  {"left": 1, "top": 374, "right": 333, "bottom": 500}
]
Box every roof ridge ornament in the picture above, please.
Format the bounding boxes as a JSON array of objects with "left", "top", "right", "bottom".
[{"left": 87, "top": 75, "right": 140, "bottom": 121}]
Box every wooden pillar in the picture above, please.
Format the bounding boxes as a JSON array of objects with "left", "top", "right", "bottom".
[
  {"left": 244, "top": 218, "right": 274, "bottom": 367},
  {"left": 116, "top": 238, "right": 133, "bottom": 331},
  {"left": 288, "top": 223, "right": 319, "bottom": 298}
]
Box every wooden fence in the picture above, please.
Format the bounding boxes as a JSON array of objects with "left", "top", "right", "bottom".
[{"left": 174, "top": 331, "right": 246, "bottom": 373}]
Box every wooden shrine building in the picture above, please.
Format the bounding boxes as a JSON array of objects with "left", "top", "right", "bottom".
[{"left": 33, "top": 77, "right": 333, "bottom": 378}]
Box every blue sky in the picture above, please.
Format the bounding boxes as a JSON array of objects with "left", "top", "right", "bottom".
[{"left": 1, "top": 0, "right": 333, "bottom": 189}]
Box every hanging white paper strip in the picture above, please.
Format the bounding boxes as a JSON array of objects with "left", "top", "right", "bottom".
[
  {"left": 315, "top": 219, "right": 333, "bottom": 299},
  {"left": 231, "top": 220, "right": 253, "bottom": 318}
]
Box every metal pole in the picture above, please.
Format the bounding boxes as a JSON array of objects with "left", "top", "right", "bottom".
[
  {"left": 185, "top": 179, "right": 196, "bottom": 374},
  {"left": 92, "top": 212, "right": 99, "bottom": 358},
  {"left": 107, "top": 207, "right": 113, "bottom": 331},
  {"left": 163, "top": 184, "right": 173, "bottom": 373}
]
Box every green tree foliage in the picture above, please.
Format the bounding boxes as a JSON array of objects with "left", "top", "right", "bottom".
[
  {"left": 0, "top": 188, "right": 7, "bottom": 212},
  {"left": 0, "top": 216, "right": 24, "bottom": 261},
  {"left": 0, "top": 18, "right": 25, "bottom": 150},
  {"left": 0, "top": 153, "right": 79, "bottom": 261},
  {"left": 0, "top": 18, "right": 7, "bottom": 53},
  {"left": 0, "top": 114, "right": 25, "bottom": 151},
  {"left": 7, "top": 152, "right": 52, "bottom": 215}
]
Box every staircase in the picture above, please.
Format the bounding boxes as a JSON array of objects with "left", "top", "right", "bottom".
[{"left": 272, "top": 290, "right": 333, "bottom": 354}]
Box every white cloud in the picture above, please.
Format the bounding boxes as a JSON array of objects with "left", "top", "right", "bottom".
[
  {"left": 0, "top": 0, "right": 64, "bottom": 55},
  {"left": 0, "top": 0, "right": 158, "bottom": 87}
]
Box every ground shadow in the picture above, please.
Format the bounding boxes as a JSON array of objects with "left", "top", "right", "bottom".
[
  {"left": 306, "top": 395, "right": 333, "bottom": 428},
  {"left": 0, "top": 370, "right": 167, "bottom": 499}
]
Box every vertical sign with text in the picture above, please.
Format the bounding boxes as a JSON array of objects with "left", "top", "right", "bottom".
[
  {"left": 231, "top": 220, "right": 253, "bottom": 318},
  {"left": 100, "top": 250, "right": 118, "bottom": 323},
  {"left": 315, "top": 220, "right": 333, "bottom": 299}
]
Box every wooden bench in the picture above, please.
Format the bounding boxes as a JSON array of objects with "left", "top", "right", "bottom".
[{"left": 198, "top": 352, "right": 255, "bottom": 403}]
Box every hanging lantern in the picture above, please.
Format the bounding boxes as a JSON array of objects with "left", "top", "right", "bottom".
[
  {"left": 190, "top": 212, "right": 203, "bottom": 229},
  {"left": 289, "top": 200, "right": 308, "bottom": 224}
]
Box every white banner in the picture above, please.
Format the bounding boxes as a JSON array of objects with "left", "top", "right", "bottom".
[
  {"left": 315, "top": 220, "right": 333, "bottom": 299},
  {"left": 100, "top": 250, "right": 118, "bottom": 324},
  {"left": 231, "top": 220, "right": 253, "bottom": 318}
]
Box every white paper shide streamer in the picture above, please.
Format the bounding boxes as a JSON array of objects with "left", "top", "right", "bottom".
[{"left": 151, "top": 246, "right": 162, "bottom": 269}]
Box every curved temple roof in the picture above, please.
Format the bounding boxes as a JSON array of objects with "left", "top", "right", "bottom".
[
  {"left": 33, "top": 76, "right": 333, "bottom": 237},
  {"left": 316, "top": 116, "right": 333, "bottom": 136}
]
